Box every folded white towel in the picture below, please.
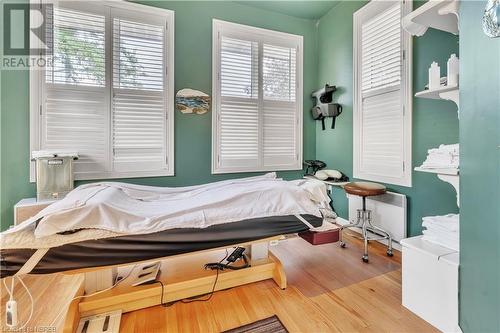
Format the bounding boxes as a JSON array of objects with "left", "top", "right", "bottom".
[
  {"left": 422, "top": 214, "right": 459, "bottom": 232},
  {"left": 420, "top": 143, "right": 459, "bottom": 169},
  {"left": 438, "top": 143, "right": 459, "bottom": 153},
  {"left": 421, "top": 213, "right": 459, "bottom": 251}
]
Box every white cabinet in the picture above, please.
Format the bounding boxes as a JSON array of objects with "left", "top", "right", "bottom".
[{"left": 401, "top": 236, "right": 460, "bottom": 333}]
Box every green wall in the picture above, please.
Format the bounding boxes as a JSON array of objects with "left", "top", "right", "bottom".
[
  {"left": 0, "top": 1, "right": 319, "bottom": 230},
  {"left": 459, "top": 1, "right": 500, "bottom": 332},
  {"left": 315, "top": 1, "right": 460, "bottom": 236}
]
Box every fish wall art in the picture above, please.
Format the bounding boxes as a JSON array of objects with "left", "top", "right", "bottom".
[{"left": 176, "top": 88, "right": 211, "bottom": 115}]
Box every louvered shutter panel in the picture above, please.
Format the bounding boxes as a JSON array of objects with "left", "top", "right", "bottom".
[
  {"left": 112, "top": 15, "right": 167, "bottom": 172},
  {"left": 215, "top": 24, "right": 301, "bottom": 173},
  {"left": 218, "top": 36, "right": 260, "bottom": 169},
  {"left": 357, "top": 2, "right": 405, "bottom": 180},
  {"left": 43, "top": 7, "right": 109, "bottom": 175},
  {"left": 361, "top": 3, "right": 401, "bottom": 93},
  {"left": 262, "top": 44, "right": 298, "bottom": 167}
]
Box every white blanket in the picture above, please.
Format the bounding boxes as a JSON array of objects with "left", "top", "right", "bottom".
[{"left": 1, "top": 173, "right": 331, "bottom": 249}]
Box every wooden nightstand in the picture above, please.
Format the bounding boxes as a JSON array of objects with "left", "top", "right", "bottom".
[{"left": 14, "top": 198, "right": 56, "bottom": 225}]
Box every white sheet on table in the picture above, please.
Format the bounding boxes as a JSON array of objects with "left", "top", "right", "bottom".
[{"left": 1, "top": 173, "right": 331, "bottom": 249}]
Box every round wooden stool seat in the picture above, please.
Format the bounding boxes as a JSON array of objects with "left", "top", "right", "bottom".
[{"left": 344, "top": 181, "right": 386, "bottom": 197}]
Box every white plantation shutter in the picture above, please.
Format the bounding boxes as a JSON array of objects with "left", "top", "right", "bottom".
[
  {"left": 219, "top": 37, "right": 259, "bottom": 169},
  {"left": 361, "top": 3, "right": 401, "bottom": 93},
  {"left": 43, "top": 6, "right": 109, "bottom": 175},
  {"left": 263, "top": 44, "right": 297, "bottom": 167},
  {"left": 112, "top": 15, "right": 167, "bottom": 172},
  {"left": 354, "top": 0, "right": 412, "bottom": 187},
  {"left": 360, "top": 90, "right": 403, "bottom": 176},
  {"left": 213, "top": 20, "right": 303, "bottom": 174},
  {"left": 35, "top": 3, "right": 174, "bottom": 180},
  {"left": 43, "top": 88, "right": 109, "bottom": 174}
]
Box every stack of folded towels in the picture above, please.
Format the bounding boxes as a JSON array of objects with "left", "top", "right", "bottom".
[
  {"left": 420, "top": 144, "right": 459, "bottom": 169},
  {"left": 422, "top": 214, "right": 459, "bottom": 251}
]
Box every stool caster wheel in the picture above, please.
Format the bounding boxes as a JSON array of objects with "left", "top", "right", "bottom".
[
  {"left": 340, "top": 241, "right": 346, "bottom": 248},
  {"left": 387, "top": 250, "right": 393, "bottom": 257},
  {"left": 362, "top": 255, "right": 369, "bottom": 263}
]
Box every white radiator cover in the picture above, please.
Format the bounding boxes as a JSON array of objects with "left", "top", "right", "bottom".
[{"left": 346, "top": 191, "right": 407, "bottom": 243}]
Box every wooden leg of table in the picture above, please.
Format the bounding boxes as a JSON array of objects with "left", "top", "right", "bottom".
[{"left": 270, "top": 252, "right": 287, "bottom": 290}]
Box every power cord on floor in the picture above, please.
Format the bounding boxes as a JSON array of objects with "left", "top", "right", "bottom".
[
  {"left": 3, "top": 275, "right": 34, "bottom": 330},
  {"left": 151, "top": 249, "right": 230, "bottom": 307}
]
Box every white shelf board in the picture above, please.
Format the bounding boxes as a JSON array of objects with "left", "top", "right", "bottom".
[
  {"left": 414, "top": 166, "right": 459, "bottom": 176},
  {"left": 402, "top": 0, "right": 459, "bottom": 36},
  {"left": 415, "top": 85, "right": 459, "bottom": 108},
  {"left": 415, "top": 85, "right": 458, "bottom": 100}
]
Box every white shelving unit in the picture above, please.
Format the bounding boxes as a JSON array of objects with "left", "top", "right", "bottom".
[
  {"left": 402, "top": 2, "right": 461, "bottom": 331},
  {"left": 402, "top": 0, "right": 459, "bottom": 36}
]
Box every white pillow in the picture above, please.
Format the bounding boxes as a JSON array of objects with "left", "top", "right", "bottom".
[
  {"left": 324, "top": 169, "right": 342, "bottom": 179},
  {"left": 315, "top": 170, "right": 328, "bottom": 180}
]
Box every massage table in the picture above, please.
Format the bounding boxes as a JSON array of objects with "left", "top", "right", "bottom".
[
  {"left": 1, "top": 214, "right": 321, "bottom": 277},
  {"left": 0, "top": 174, "right": 331, "bottom": 331}
]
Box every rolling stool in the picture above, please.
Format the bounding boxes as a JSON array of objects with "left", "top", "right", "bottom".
[{"left": 340, "top": 182, "right": 393, "bottom": 263}]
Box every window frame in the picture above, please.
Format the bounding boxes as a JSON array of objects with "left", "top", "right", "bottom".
[
  {"left": 211, "top": 19, "right": 303, "bottom": 174},
  {"left": 352, "top": 0, "right": 413, "bottom": 187},
  {"left": 29, "top": 0, "right": 175, "bottom": 182}
]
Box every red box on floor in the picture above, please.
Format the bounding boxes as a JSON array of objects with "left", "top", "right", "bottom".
[{"left": 299, "top": 228, "right": 340, "bottom": 245}]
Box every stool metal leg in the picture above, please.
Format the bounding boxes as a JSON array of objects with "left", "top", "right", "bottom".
[
  {"left": 362, "top": 211, "right": 369, "bottom": 263},
  {"left": 339, "top": 205, "right": 394, "bottom": 262},
  {"left": 366, "top": 211, "right": 393, "bottom": 257},
  {"left": 339, "top": 209, "right": 362, "bottom": 248}
]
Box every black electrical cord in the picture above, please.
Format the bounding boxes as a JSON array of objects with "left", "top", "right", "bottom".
[
  {"left": 204, "top": 254, "right": 250, "bottom": 271},
  {"left": 181, "top": 249, "right": 230, "bottom": 304},
  {"left": 148, "top": 249, "right": 230, "bottom": 307}
]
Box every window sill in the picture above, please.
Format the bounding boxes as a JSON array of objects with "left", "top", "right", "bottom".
[
  {"left": 212, "top": 165, "right": 302, "bottom": 175},
  {"left": 29, "top": 169, "right": 174, "bottom": 183}
]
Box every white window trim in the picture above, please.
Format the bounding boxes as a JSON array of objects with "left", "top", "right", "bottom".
[
  {"left": 29, "top": 0, "right": 175, "bottom": 182},
  {"left": 211, "top": 19, "right": 304, "bottom": 174},
  {"left": 352, "top": 0, "right": 412, "bottom": 187}
]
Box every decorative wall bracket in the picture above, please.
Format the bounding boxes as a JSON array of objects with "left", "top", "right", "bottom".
[
  {"left": 437, "top": 174, "right": 460, "bottom": 208},
  {"left": 402, "top": 0, "right": 459, "bottom": 36}
]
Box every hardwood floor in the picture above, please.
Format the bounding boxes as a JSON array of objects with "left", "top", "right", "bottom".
[
  {"left": 120, "top": 234, "right": 438, "bottom": 333},
  {"left": 0, "top": 233, "right": 439, "bottom": 332}
]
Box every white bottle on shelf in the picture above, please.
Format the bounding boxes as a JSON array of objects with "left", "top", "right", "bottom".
[
  {"left": 428, "top": 62, "right": 441, "bottom": 90},
  {"left": 447, "top": 54, "right": 459, "bottom": 87}
]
